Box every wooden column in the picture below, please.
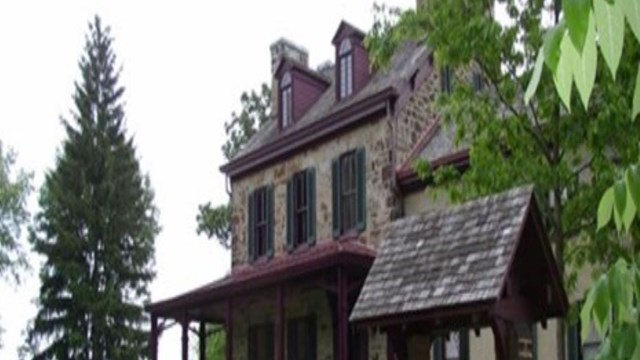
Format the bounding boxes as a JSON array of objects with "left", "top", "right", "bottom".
[
  {"left": 150, "top": 314, "right": 159, "bottom": 360},
  {"left": 490, "top": 318, "right": 510, "bottom": 360},
  {"left": 199, "top": 322, "right": 207, "bottom": 360},
  {"left": 182, "top": 318, "right": 189, "bottom": 360},
  {"left": 337, "top": 267, "right": 349, "bottom": 360},
  {"left": 276, "top": 285, "right": 285, "bottom": 360},
  {"left": 226, "top": 298, "right": 234, "bottom": 360}
]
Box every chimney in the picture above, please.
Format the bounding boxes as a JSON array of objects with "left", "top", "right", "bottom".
[{"left": 270, "top": 38, "right": 309, "bottom": 117}]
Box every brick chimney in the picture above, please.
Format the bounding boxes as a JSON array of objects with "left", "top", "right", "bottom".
[{"left": 270, "top": 39, "right": 309, "bottom": 117}]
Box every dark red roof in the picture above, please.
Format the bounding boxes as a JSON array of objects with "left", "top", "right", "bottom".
[{"left": 148, "top": 240, "right": 375, "bottom": 317}]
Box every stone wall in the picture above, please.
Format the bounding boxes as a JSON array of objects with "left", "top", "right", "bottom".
[
  {"left": 231, "top": 284, "right": 334, "bottom": 360},
  {"left": 229, "top": 117, "right": 396, "bottom": 267},
  {"left": 394, "top": 62, "right": 441, "bottom": 166}
]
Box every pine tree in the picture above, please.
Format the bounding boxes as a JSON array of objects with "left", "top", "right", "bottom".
[{"left": 24, "top": 16, "right": 159, "bottom": 359}]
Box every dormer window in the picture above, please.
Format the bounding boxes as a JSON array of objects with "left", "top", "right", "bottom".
[
  {"left": 338, "top": 38, "right": 353, "bottom": 99},
  {"left": 281, "top": 72, "right": 293, "bottom": 128}
]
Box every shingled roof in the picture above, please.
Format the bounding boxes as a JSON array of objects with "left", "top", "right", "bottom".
[
  {"left": 350, "top": 185, "right": 562, "bottom": 324},
  {"left": 221, "top": 41, "right": 431, "bottom": 178}
]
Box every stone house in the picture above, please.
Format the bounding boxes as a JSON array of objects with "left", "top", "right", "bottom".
[{"left": 147, "top": 14, "right": 577, "bottom": 360}]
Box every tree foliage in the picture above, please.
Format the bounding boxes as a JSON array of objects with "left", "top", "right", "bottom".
[
  {"left": 367, "top": 1, "right": 640, "bottom": 358},
  {"left": 23, "top": 16, "right": 159, "bottom": 359},
  {"left": 196, "top": 84, "right": 271, "bottom": 249},
  {"left": 525, "top": 0, "right": 640, "bottom": 357},
  {"left": 0, "top": 142, "right": 31, "bottom": 284},
  {"left": 0, "top": 142, "right": 32, "bottom": 349}
]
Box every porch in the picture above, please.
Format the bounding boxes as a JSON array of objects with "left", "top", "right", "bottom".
[{"left": 146, "top": 240, "right": 375, "bottom": 360}]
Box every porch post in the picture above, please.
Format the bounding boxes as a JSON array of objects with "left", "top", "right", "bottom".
[
  {"left": 150, "top": 314, "right": 158, "bottom": 360},
  {"left": 276, "top": 285, "right": 285, "bottom": 360},
  {"left": 226, "top": 298, "right": 234, "bottom": 360},
  {"left": 199, "top": 321, "right": 207, "bottom": 360},
  {"left": 337, "top": 266, "right": 349, "bottom": 360},
  {"left": 182, "top": 318, "right": 189, "bottom": 360},
  {"left": 490, "top": 318, "right": 510, "bottom": 360}
]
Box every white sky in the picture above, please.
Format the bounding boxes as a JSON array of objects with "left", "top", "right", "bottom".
[{"left": 0, "top": 0, "right": 414, "bottom": 358}]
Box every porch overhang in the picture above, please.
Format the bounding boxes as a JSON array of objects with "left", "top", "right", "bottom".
[
  {"left": 147, "top": 239, "right": 376, "bottom": 322},
  {"left": 350, "top": 186, "right": 568, "bottom": 359}
]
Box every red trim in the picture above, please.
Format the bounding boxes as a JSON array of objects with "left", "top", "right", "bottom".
[
  {"left": 147, "top": 240, "right": 375, "bottom": 315},
  {"left": 332, "top": 20, "right": 366, "bottom": 45},
  {"left": 275, "top": 59, "right": 330, "bottom": 86},
  {"left": 396, "top": 149, "right": 470, "bottom": 193},
  {"left": 220, "top": 88, "right": 396, "bottom": 179}
]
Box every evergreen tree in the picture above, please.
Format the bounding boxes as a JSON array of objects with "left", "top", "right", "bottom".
[{"left": 24, "top": 16, "right": 159, "bottom": 359}]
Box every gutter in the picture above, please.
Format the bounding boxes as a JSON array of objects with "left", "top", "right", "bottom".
[{"left": 220, "top": 87, "right": 398, "bottom": 179}]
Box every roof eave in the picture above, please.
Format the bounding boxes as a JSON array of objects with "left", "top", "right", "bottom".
[{"left": 220, "top": 87, "right": 398, "bottom": 179}]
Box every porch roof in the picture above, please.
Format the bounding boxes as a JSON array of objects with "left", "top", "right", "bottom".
[
  {"left": 147, "top": 239, "right": 375, "bottom": 321},
  {"left": 350, "top": 186, "right": 568, "bottom": 328}
]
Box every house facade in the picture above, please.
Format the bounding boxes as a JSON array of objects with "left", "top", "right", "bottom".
[{"left": 147, "top": 15, "right": 579, "bottom": 360}]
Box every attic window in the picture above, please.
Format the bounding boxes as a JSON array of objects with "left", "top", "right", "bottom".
[
  {"left": 338, "top": 38, "right": 353, "bottom": 99},
  {"left": 281, "top": 72, "right": 293, "bottom": 127}
]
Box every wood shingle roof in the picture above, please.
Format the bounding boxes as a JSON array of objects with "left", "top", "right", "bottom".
[{"left": 350, "top": 185, "right": 537, "bottom": 323}]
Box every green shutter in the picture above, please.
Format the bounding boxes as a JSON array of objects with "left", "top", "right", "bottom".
[
  {"left": 266, "top": 186, "right": 274, "bottom": 259},
  {"left": 568, "top": 322, "right": 580, "bottom": 360},
  {"left": 306, "top": 168, "right": 316, "bottom": 245},
  {"left": 287, "top": 319, "right": 297, "bottom": 360},
  {"left": 355, "top": 148, "right": 366, "bottom": 232},
  {"left": 459, "top": 330, "right": 469, "bottom": 360},
  {"left": 332, "top": 158, "right": 341, "bottom": 238},
  {"left": 286, "top": 179, "right": 294, "bottom": 252},
  {"left": 248, "top": 192, "right": 255, "bottom": 263},
  {"left": 432, "top": 337, "right": 443, "bottom": 360}
]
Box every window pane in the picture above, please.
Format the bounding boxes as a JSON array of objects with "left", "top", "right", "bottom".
[
  {"left": 445, "top": 332, "right": 460, "bottom": 360},
  {"left": 340, "top": 153, "right": 356, "bottom": 231}
]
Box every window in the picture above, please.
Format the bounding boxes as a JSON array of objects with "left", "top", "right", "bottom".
[
  {"left": 513, "top": 323, "right": 537, "bottom": 360},
  {"left": 248, "top": 186, "right": 274, "bottom": 261},
  {"left": 332, "top": 148, "right": 366, "bottom": 237},
  {"left": 287, "top": 316, "right": 316, "bottom": 360},
  {"left": 568, "top": 320, "right": 600, "bottom": 360},
  {"left": 432, "top": 330, "right": 469, "bottom": 360},
  {"left": 341, "top": 151, "right": 357, "bottom": 231},
  {"left": 281, "top": 72, "right": 293, "bottom": 127},
  {"left": 286, "top": 169, "right": 316, "bottom": 250},
  {"left": 249, "top": 323, "right": 274, "bottom": 360},
  {"left": 441, "top": 66, "right": 453, "bottom": 94},
  {"left": 339, "top": 38, "right": 353, "bottom": 99}
]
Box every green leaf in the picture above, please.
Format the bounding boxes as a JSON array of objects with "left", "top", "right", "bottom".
[
  {"left": 633, "top": 65, "right": 640, "bottom": 121},
  {"left": 627, "top": 165, "right": 640, "bottom": 209},
  {"left": 570, "top": 11, "right": 597, "bottom": 109},
  {"left": 621, "top": 0, "right": 640, "bottom": 43},
  {"left": 544, "top": 22, "right": 566, "bottom": 72},
  {"left": 594, "top": 0, "right": 625, "bottom": 79},
  {"left": 563, "top": 0, "right": 592, "bottom": 52},
  {"left": 581, "top": 284, "right": 597, "bottom": 342},
  {"left": 615, "top": 180, "right": 627, "bottom": 225},
  {"left": 598, "top": 186, "right": 614, "bottom": 231},
  {"left": 525, "top": 50, "right": 545, "bottom": 104},
  {"left": 555, "top": 32, "right": 575, "bottom": 111},
  {"left": 593, "top": 275, "right": 610, "bottom": 337},
  {"left": 622, "top": 184, "right": 637, "bottom": 232}
]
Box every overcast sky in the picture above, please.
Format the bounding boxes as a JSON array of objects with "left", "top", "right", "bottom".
[{"left": 0, "top": 0, "right": 415, "bottom": 358}]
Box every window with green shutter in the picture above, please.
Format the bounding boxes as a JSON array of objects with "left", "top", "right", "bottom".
[
  {"left": 287, "top": 316, "right": 316, "bottom": 360},
  {"left": 332, "top": 147, "right": 366, "bottom": 237},
  {"left": 248, "top": 185, "right": 274, "bottom": 262},
  {"left": 286, "top": 169, "right": 316, "bottom": 251}
]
